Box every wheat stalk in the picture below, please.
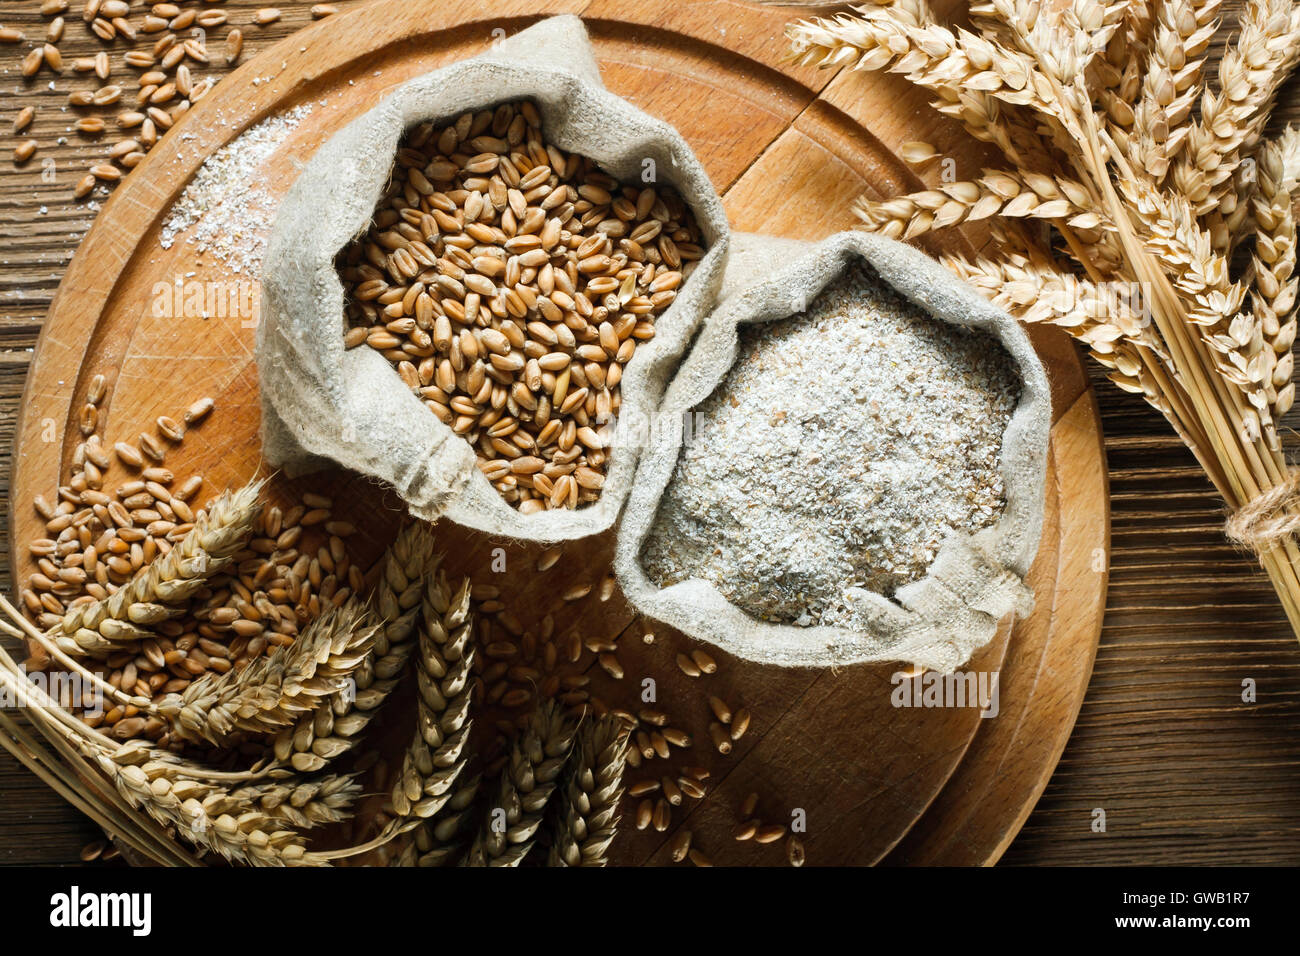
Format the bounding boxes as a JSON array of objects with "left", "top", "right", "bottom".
[
  {"left": 393, "top": 772, "right": 482, "bottom": 867},
  {"left": 159, "top": 598, "right": 379, "bottom": 746},
  {"left": 0, "top": 638, "right": 199, "bottom": 865},
  {"left": 385, "top": 570, "right": 475, "bottom": 828},
  {"left": 0, "top": 649, "right": 327, "bottom": 867},
  {"left": 53, "top": 481, "right": 264, "bottom": 657},
  {"left": 1250, "top": 134, "right": 1300, "bottom": 424},
  {"left": 0, "top": 516, "right": 445, "bottom": 869},
  {"left": 547, "top": 715, "right": 631, "bottom": 867},
  {"left": 1173, "top": 0, "right": 1300, "bottom": 212},
  {"left": 273, "top": 523, "right": 438, "bottom": 772},
  {"left": 464, "top": 699, "right": 576, "bottom": 867}
]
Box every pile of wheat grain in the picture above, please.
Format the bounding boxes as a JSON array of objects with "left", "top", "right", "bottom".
[
  {"left": 338, "top": 100, "right": 705, "bottom": 513},
  {"left": 3, "top": 1, "right": 338, "bottom": 197}
]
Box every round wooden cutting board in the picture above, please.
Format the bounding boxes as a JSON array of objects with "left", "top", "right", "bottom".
[{"left": 8, "top": 0, "right": 1109, "bottom": 866}]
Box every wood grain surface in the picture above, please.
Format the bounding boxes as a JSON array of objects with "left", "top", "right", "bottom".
[
  {"left": 3, "top": 0, "right": 1104, "bottom": 867},
  {"left": 0, "top": 0, "right": 1296, "bottom": 867}
]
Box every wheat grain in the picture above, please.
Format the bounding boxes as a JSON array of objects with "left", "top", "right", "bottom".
[
  {"left": 338, "top": 100, "right": 704, "bottom": 513},
  {"left": 1279, "top": 125, "right": 1300, "bottom": 194}
]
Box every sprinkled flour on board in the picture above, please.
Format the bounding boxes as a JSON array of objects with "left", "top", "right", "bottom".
[
  {"left": 640, "top": 262, "right": 1021, "bottom": 628},
  {"left": 159, "top": 104, "right": 313, "bottom": 274}
]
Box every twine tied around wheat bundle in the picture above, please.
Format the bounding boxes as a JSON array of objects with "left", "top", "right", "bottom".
[{"left": 1225, "top": 470, "right": 1300, "bottom": 552}]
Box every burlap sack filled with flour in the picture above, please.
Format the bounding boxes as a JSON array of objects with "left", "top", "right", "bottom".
[
  {"left": 257, "top": 15, "right": 729, "bottom": 540},
  {"left": 614, "top": 232, "right": 1051, "bottom": 673}
]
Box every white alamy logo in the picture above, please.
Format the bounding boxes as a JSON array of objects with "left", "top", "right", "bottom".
[
  {"left": 49, "top": 886, "right": 151, "bottom": 936},
  {"left": 890, "top": 670, "right": 1000, "bottom": 718}
]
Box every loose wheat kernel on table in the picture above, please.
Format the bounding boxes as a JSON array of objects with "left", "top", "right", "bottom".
[
  {"left": 689, "top": 648, "right": 716, "bottom": 674},
  {"left": 729, "top": 707, "right": 751, "bottom": 741},
  {"left": 787, "top": 836, "right": 806, "bottom": 867},
  {"left": 627, "top": 779, "right": 659, "bottom": 797},
  {"left": 660, "top": 726, "right": 690, "bottom": 748},
  {"left": 641, "top": 263, "right": 1019, "bottom": 630},
  {"left": 652, "top": 797, "right": 671, "bottom": 831},
  {"left": 677, "top": 776, "right": 705, "bottom": 799},
  {"left": 670, "top": 829, "right": 692, "bottom": 862},
  {"left": 707, "top": 695, "right": 731, "bottom": 723},
  {"left": 733, "top": 819, "right": 758, "bottom": 841},
  {"left": 708, "top": 722, "right": 732, "bottom": 754}
]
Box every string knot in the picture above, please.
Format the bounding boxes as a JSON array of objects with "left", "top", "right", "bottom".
[{"left": 1225, "top": 469, "right": 1300, "bottom": 550}]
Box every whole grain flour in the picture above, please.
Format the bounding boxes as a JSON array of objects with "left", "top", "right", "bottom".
[
  {"left": 615, "top": 232, "right": 1052, "bottom": 673},
  {"left": 640, "top": 261, "right": 1021, "bottom": 628}
]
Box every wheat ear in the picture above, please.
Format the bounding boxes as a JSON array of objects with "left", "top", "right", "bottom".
[
  {"left": 464, "top": 700, "right": 577, "bottom": 867},
  {"left": 1173, "top": 0, "right": 1300, "bottom": 213},
  {"left": 160, "top": 598, "right": 379, "bottom": 746},
  {"left": 1249, "top": 136, "right": 1300, "bottom": 425},
  {"left": 316, "top": 569, "right": 478, "bottom": 863},
  {"left": 547, "top": 715, "right": 631, "bottom": 867},
  {"left": 385, "top": 570, "right": 476, "bottom": 829},
  {"left": 1121, "top": 0, "right": 1222, "bottom": 182},
  {"left": 393, "top": 772, "right": 483, "bottom": 867},
  {"left": 274, "top": 523, "right": 438, "bottom": 772},
  {"left": 856, "top": 168, "right": 1097, "bottom": 240},
  {"left": 223, "top": 775, "right": 361, "bottom": 830},
  {"left": 104, "top": 756, "right": 322, "bottom": 866},
  {"left": 54, "top": 481, "right": 264, "bottom": 657}
]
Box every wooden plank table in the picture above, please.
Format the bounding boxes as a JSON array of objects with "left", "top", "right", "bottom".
[{"left": 0, "top": 0, "right": 1298, "bottom": 866}]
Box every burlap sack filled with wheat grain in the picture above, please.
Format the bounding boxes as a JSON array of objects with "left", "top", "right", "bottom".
[
  {"left": 614, "top": 231, "right": 1052, "bottom": 673},
  {"left": 257, "top": 15, "right": 729, "bottom": 541}
]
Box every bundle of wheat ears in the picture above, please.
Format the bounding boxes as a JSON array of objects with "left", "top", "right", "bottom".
[
  {"left": 0, "top": 482, "right": 628, "bottom": 867},
  {"left": 784, "top": 0, "right": 1300, "bottom": 635}
]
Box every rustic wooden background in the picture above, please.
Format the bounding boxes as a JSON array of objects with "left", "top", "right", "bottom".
[{"left": 1, "top": 0, "right": 1298, "bottom": 866}]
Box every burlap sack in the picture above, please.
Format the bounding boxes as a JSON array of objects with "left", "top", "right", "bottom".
[
  {"left": 257, "top": 15, "right": 729, "bottom": 541},
  {"left": 614, "top": 232, "right": 1052, "bottom": 673}
]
